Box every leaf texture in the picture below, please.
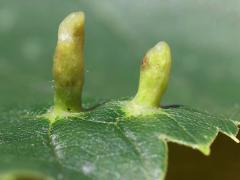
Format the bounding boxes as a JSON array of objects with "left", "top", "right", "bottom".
[{"left": 0, "top": 101, "right": 239, "bottom": 180}]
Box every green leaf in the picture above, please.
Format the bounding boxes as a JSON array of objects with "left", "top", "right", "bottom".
[{"left": 0, "top": 101, "right": 238, "bottom": 179}]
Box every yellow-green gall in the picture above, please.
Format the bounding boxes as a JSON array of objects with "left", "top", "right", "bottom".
[
  {"left": 125, "top": 41, "right": 172, "bottom": 116},
  {"left": 53, "top": 12, "right": 85, "bottom": 114}
]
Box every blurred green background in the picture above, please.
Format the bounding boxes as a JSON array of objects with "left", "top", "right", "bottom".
[{"left": 1, "top": 0, "right": 240, "bottom": 113}]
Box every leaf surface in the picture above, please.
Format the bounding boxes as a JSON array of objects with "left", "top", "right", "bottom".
[{"left": 0, "top": 101, "right": 238, "bottom": 179}]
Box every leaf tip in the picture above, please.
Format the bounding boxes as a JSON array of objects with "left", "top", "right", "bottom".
[{"left": 198, "top": 145, "right": 211, "bottom": 156}]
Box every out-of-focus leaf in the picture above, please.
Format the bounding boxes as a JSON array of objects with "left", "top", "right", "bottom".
[{"left": 0, "top": 0, "right": 240, "bottom": 113}]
